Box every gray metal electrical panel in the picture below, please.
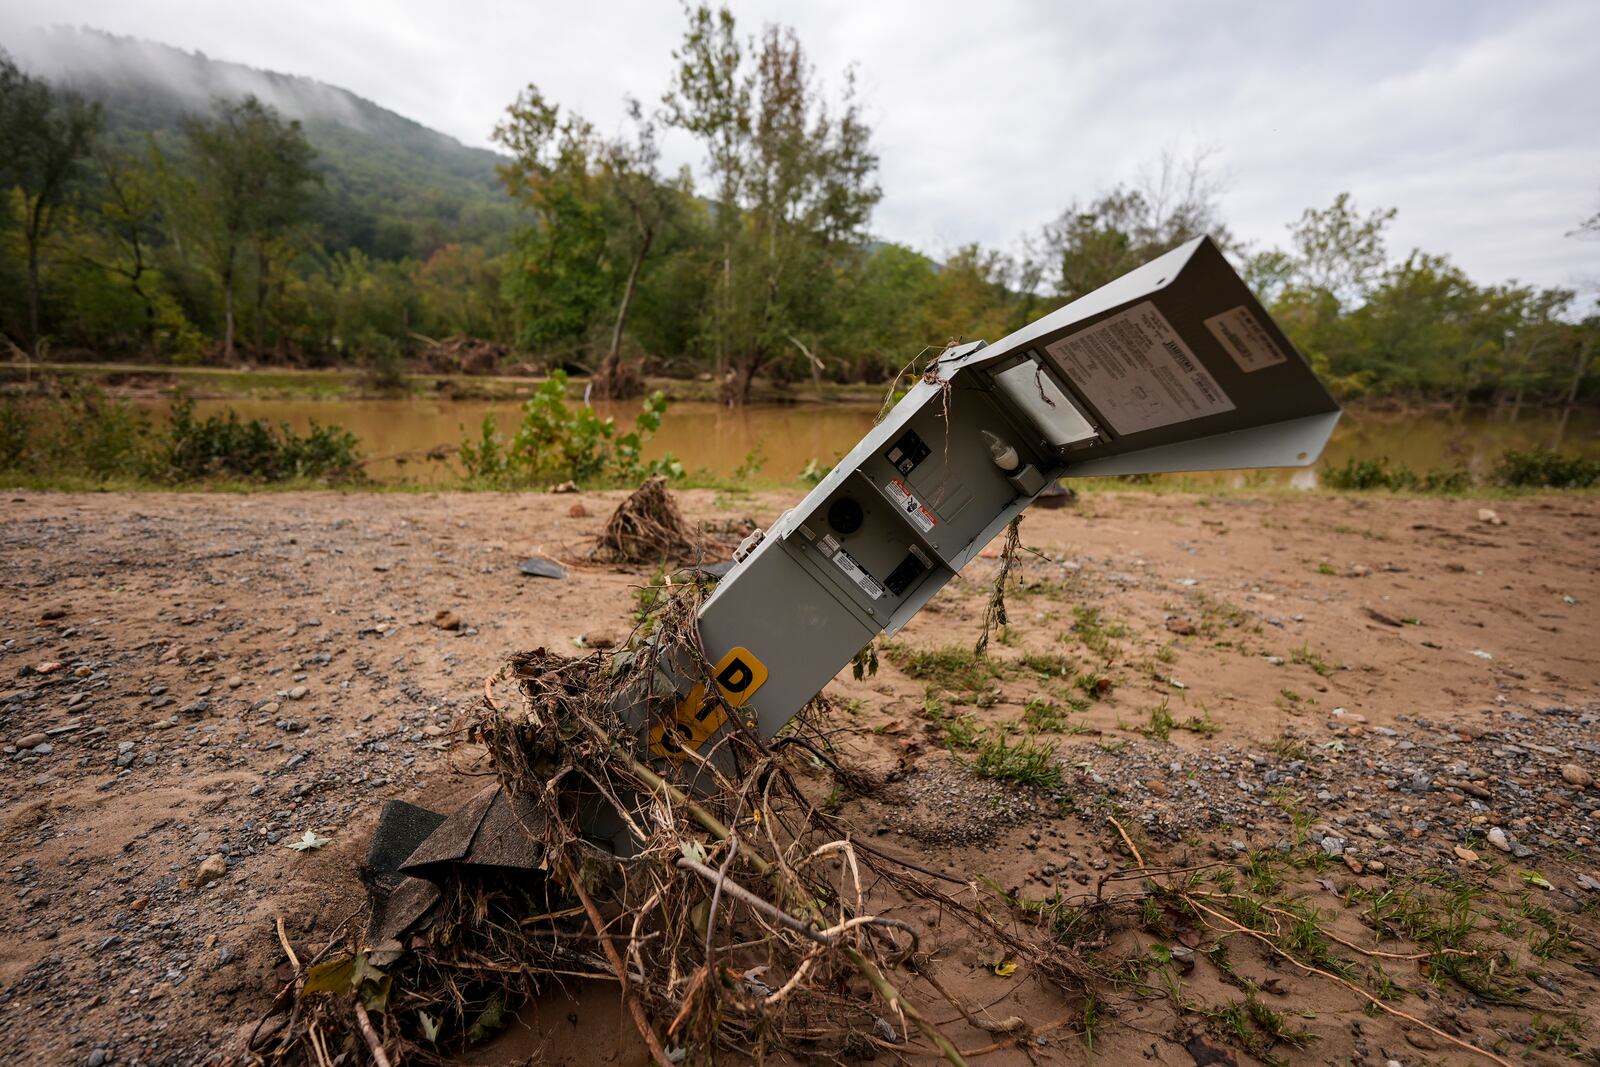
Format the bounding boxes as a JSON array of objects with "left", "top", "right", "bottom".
[{"left": 634, "top": 236, "right": 1340, "bottom": 794}]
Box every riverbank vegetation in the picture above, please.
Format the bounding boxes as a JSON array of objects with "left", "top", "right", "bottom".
[
  {"left": 2, "top": 9, "right": 1595, "bottom": 411},
  {"left": 0, "top": 384, "right": 362, "bottom": 485},
  {"left": 2, "top": 374, "right": 1595, "bottom": 494}
]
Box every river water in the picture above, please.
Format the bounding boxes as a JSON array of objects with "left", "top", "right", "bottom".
[{"left": 154, "top": 397, "right": 1599, "bottom": 487}]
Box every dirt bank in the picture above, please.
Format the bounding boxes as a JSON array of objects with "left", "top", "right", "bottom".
[{"left": 1, "top": 489, "right": 1596, "bottom": 1065}]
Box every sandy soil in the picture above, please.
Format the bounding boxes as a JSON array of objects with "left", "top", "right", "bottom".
[{"left": 1, "top": 487, "right": 1597, "bottom": 1066}]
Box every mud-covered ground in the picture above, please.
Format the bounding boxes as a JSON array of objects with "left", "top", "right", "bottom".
[{"left": 1, "top": 488, "right": 1597, "bottom": 1066}]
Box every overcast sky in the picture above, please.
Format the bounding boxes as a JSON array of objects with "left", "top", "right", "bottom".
[{"left": 6, "top": 0, "right": 1598, "bottom": 304}]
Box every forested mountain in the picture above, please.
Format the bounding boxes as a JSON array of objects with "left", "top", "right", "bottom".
[{"left": 9, "top": 26, "right": 515, "bottom": 259}]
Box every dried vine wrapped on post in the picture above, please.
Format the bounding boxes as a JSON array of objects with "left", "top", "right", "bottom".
[{"left": 975, "top": 515, "right": 1022, "bottom": 655}]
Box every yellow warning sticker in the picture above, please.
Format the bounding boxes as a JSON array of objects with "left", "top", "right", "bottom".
[{"left": 648, "top": 646, "right": 769, "bottom": 758}]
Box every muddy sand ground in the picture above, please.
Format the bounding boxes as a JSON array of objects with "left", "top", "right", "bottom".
[{"left": 1, "top": 488, "right": 1597, "bottom": 1066}]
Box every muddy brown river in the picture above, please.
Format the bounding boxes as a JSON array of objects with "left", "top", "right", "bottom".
[{"left": 145, "top": 397, "right": 1598, "bottom": 486}]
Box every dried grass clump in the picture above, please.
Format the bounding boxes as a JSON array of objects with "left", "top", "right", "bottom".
[{"left": 591, "top": 476, "right": 698, "bottom": 565}]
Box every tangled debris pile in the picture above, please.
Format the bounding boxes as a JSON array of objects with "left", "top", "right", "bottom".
[
  {"left": 418, "top": 335, "right": 512, "bottom": 376},
  {"left": 590, "top": 476, "right": 701, "bottom": 565},
  {"left": 254, "top": 582, "right": 1104, "bottom": 1066}
]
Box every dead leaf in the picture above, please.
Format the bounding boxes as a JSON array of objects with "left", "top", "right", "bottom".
[
  {"left": 301, "top": 956, "right": 357, "bottom": 995},
  {"left": 286, "top": 830, "right": 331, "bottom": 852}
]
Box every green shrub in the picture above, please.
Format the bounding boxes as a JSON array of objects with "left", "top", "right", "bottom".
[
  {"left": 0, "top": 383, "right": 362, "bottom": 484},
  {"left": 0, "top": 396, "right": 26, "bottom": 468},
  {"left": 799, "top": 458, "right": 832, "bottom": 485},
  {"left": 1323, "top": 456, "right": 1471, "bottom": 493},
  {"left": 458, "top": 370, "right": 681, "bottom": 487},
  {"left": 457, "top": 414, "right": 510, "bottom": 483},
  {"left": 1418, "top": 467, "right": 1472, "bottom": 492},
  {"left": 1493, "top": 447, "right": 1600, "bottom": 489},
  {"left": 0, "top": 382, "right": 154, "bottom": 480},
  {"left": 355, "top": 332, "right": 409, "bottom": 392},
  {"left": 162, "top": 397, "right": 362, "bottom": 481},
  {"left": 1322, "top": 456, "right": 1418, "bottom": 490}
]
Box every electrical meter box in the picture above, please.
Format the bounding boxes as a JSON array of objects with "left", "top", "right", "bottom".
[{"left": 636, "top": 235, "right": 1341, "bottom": 795}]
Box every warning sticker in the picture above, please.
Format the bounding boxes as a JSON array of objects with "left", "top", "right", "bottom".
[
  {"left": 884, "top": 478, "right": 937, "bottom": 534},
  {"left": 1044, "top": 302, "right": 1235, "bottom": 435},
  {"left": 830, "top": 547, "right": 884, "bottom": 600},
  {"left": 1204, "top": 305, "right": 1288, "bottom": 373}
]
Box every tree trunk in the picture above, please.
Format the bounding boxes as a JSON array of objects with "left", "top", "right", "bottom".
[
  {"left": 788, "top": 334, "right": 825, "bottom": 400},
  {"left": 594, "top": 227, "right": 652, "bottom": 400},
  {"left": 723, "top": 352, "right": 761, "bottom": 406},
  {"left": 1553, "top": 334, "right": 1593, "bottom": 450},
  {"left": 221, "top": 255, "right": 237, "bottom": 362},
  {"left": 254, "top": 245, "right": 270, "bottom": 361},
  {"left": 130, "top": 281, "right": 156, "bottom": 355},
  {"left": 716, "top": 243, "right": 731, "bottom": 383},
  {"left": 274, "top": 274, "right": 289, "bottom": 361},
  {"left": 24, "top": 198, "right": 44, "bottom": 359}
]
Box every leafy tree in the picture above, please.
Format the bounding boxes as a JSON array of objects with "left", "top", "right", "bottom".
[
  {"left": 924, "top": 244, "right": 1037, "bottom": 348},
  {"left": 1282, "top": 192, "right": 1396, "bottom": 304},
  {"left": 593, "top": 100, "right": 683, "bottom": 398},
  {"left": 662, "top": 4, "right": 749, "bottom": 384},
  {"left": 664, "top": 6, "right": 881, "bottom": 403},
  {"left": 1344, "top": 252, "right": 1490, "bottom": 397},
  {"left": 179, "top": 95, "right": 318, "bottom": 360},
  {"left": 494, "top": 86, "right": 612, "bottom": 361},
  {"left": 1033, "top": 150, "right": 1231, "bottom": 303},
  {"left": 302, "top": 248, "right": 421, "bottom": 380},
  {"left": 1251, "top": 192, "right": 1399, "bottom": 398},
  {"left": 0, "top": 50, "right": 103, "bottom": 355},
  {"left": 70, "top": 146, "right": 169, "bottom": 353},
  {"left": 829, "top": 243, "right": 937, "bottom": 380},
  {"left": 415, "top": 242, "right": 509, "bottom": 340}
]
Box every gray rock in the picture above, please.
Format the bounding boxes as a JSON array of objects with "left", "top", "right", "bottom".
[
  {"left": 87, "top": 1050, "right": 108, "bottom": 1067},
  {"left": 193, "top": 854, "right": 227, "bottom": 886},
  {"left": 518, "top": 557, "right": 567, "bottom": 580}
]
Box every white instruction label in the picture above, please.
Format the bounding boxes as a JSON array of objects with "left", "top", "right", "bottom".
[
  {"left": 1045, "top": 302, "right": 1235, "bottom": 435},
  {"left": 884, "top": 479, "right": 938, "bottom": 534},
  {"left": 830, "top": 547, "right": 884, "bottom": 600},
  {"left": 1204, "top": 305, "right": 1288, "bottom": 373}
]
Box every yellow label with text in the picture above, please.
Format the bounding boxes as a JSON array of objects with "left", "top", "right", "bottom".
[{"left": 648, "top": 646, "right": 768, "bottom": 758}]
